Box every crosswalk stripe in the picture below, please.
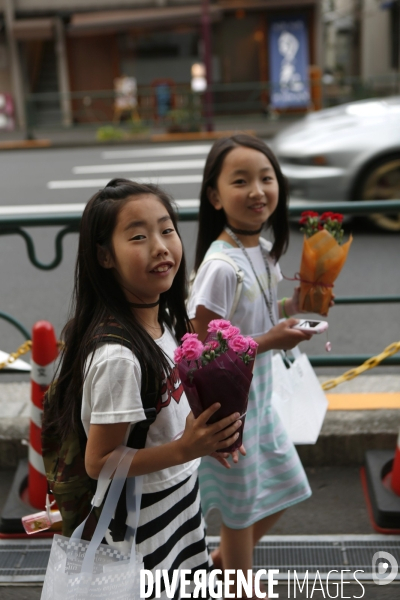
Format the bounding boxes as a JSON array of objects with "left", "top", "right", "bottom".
[
  {"left": 73, "top": 159, "right": 206, "bottom": 175},
  {"left": 47, "top": 175, "right": 203, "bottom": 189},
  {"left": 101, "top": 145, "right": 212, "bottom": 160}
]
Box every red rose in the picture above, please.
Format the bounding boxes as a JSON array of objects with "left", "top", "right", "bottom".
[
  {"left": 301, "top": 211, "right": 319, "bottom": 218},
  {"left": 319, "top": 211, "right": 334, "bottom": 222},
  {"left": 332, "top": 213, "right": 344, "bottom": 222}
]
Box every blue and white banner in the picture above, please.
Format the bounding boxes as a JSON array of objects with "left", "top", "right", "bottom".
[{"left": 269, "top": 17, "right": 310, "bottom": 109}]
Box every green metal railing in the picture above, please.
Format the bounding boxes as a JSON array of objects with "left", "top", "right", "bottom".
[
  {"left": 0, "top": 199, "right": 399, "bottom": 369},
  {"left": 24, "top": 74, "right": 400, "bottom": 132},
  {"left": 0, "top": 311, "right": 30, "bottom": 341}
]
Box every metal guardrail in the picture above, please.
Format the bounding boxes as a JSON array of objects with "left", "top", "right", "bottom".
[
  {"left": 24, "top": 75, "right": 400, "bottom": 131},
  {"left": 0, "top": 199, "right": 399, "bottom": 268},
  {"left": 0, "top": 199, "right": 399, "bottom": 369},
  {"left": 0, "top": 311, "right": 30, "bottom": 341}
]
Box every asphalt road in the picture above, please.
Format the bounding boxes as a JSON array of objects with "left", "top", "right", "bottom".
[{"left": 0, "top": 142, "right": 399, "bottom": 382}]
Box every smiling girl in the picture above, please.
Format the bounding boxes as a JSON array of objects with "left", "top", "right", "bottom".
[
  {"left": 44, "top": 178, "right": 241, "bottom": 598},
  {"left": 188, "top": 136, "right": 313, "bottom": 598}
]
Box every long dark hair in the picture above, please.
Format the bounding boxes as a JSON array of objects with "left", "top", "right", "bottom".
[
  {"left": 194, "top": 134, "right": 289, "bottom": 271},
  {"left": 44, "top": 178, "right": 191, "bottom": 440}
]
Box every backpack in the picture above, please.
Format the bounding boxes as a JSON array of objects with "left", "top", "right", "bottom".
[{"left": 41, "top": 323, "right": 159, "bottom": 540}]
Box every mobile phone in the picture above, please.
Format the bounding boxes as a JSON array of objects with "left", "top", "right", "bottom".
[{"left": 292, "top": 319, "right": 329, "bottom": 334}]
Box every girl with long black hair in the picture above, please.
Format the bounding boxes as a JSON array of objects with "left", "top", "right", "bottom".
[
  {"left": 188, "top": 136, "right": 313, "bottom": 598},
  {"left": 44, "top": 178, "right": 241, "bottom": 598}
]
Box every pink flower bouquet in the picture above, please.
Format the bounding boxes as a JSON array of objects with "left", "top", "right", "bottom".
[{"left": 174, "top": 320, "right": 258, "bottom": 453}]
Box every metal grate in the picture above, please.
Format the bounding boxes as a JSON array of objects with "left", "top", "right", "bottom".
[
  {"left": 208, "top": 534, "right": 400, "bottom": 581},
  {"left": 1, "top": 535, "right": 400, "bottom": 583},
  {"left": 0, "top": 539, "right": 52, "bottom": 583}
]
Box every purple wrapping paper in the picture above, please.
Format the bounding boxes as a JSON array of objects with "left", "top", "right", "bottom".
[{"left": 178, "top": 341, "right": 253, "bottom": 453}]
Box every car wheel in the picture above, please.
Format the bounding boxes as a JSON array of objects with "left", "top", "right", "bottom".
[{"left": 354, "top": 155, "right": 400, "bottom": 231}]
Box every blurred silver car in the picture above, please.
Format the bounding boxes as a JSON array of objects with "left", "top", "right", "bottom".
[{"left": 271, "top": 97, "right": 400, "bottom": 230}]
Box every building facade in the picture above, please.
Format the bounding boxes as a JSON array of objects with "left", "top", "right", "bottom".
[
  {"left": 0, "top": 0, "right": 322, "bottom": 128},
  {"left": 322, "top": 0, "right": 399, "bottom": 80}
]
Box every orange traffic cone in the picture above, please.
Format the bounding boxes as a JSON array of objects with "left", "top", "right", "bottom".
[
  {"left": 391, "top": 429, "right": 400, "bottom": 496},
  {"left": 28, "top": 321, "right": 58, "bottom": 509}
]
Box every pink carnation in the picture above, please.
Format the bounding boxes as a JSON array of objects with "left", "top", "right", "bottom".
[
  {"left": 228, "top": 335, "right": 250, "bottom": 354},
  {"left": 221, "top": 325, "right": 240, "bottom": 340},
  {"left": 207, "top": 319, "right": 231, "bottom": 333},
  {"left": 204, "top": 340, "right": 219, "bottom": 351},
  {"left": 182, "top": 337, "right": 204, "bottom": 361},
  {"left": 181, "top": 332, "right": 199, "bottom": 342},
  {"left": 174, "top": 346, "right": 184, "bottom": 364},
  {"left": 244, "top": 337, "right": 258, "bottom": 356}
]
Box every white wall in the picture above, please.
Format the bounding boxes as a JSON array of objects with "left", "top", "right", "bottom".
[{"left": 361, "top": 0, "right": 391, "bottom": 78}]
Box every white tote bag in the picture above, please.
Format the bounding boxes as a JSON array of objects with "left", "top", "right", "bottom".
[
  {"left": 271, "top": 346, "right": 328, "bottom": 445},
  {"left": 41, "top": 446, "right": 144, "bottom": 600}
]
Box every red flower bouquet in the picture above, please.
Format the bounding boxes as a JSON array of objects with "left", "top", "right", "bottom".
[
  {"left": 298, "top": 211, "right": 352, "bottom": 315},
  {"left": 174, "top": 320, "right": 257, "bottom": 452}
]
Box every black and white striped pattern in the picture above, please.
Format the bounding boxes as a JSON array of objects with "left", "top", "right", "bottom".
[{"left": 136, "top": 472, "right": 212, "bottom": 600}]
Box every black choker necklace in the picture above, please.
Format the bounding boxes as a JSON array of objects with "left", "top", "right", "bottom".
[
  {"left": 129, "top": 299, "right": 160, "bottom": 308},
  {"left": 227, "top": 223, "right": 264, "bottom": 236}
]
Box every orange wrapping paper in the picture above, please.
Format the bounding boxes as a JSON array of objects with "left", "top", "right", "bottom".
[{"left": 299, "top": 229, "right": 353, "bottom": 315}]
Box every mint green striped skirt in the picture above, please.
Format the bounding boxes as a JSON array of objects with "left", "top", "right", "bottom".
[{"left": 198, "top": 351, "right": 312, "bottom": 529}]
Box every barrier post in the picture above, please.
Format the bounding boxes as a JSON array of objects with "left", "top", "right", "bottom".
[
  {"left": 391, "top": 429, "right": 400, "bottom": 496},
  {"left": 29, "top": 321, "right": 58, "bottom": 509}
]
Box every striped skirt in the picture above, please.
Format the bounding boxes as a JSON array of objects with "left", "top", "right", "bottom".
[
  {"left": 107, "top": 472, "right": 212, "bottom": 600},
  {"left": 199, "top": 352, "right": 312, "bottom": 529}
]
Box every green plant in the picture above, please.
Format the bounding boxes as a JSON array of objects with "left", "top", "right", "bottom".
[{"left": 96, "top": 126, "right": 125, "bottom": 141}]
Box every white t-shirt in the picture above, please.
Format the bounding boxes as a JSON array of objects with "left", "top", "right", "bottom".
[
  {"left": 81, "top": 327, "right": 200, "bottom": 493},
  {"left": 187, "top": 239, "right": 282, "bottom": 337}
]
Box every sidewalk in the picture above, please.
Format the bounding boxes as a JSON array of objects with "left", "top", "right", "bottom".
[
  {"left": 0, "top": 114, "right": 299, "bottom": 150},
  {"left": 1, "top": 377, "right": 400, "bottom": 599}
]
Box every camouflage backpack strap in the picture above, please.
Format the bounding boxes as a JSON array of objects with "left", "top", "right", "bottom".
[{"left": 41, "top": 387, "right": 100, "bottom": 539}]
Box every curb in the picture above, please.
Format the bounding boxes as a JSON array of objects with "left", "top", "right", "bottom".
[
  {"left": 0, "top": 411, "right": 398, "bottom": 469},
  {"left": 0, "top": 139, "right": 52, "bottom": 150},
  {"left": 1, "top": 380, "right": 399, "bottom": 469},
  {"left": 150, "top": 129, "right": 256, "bottom": 142},
  {"left": 0, "top": 127, "right": 279, "bottom": 151},
  {"left": 296, "top": 410, "right": 398, "bottom": 467}
]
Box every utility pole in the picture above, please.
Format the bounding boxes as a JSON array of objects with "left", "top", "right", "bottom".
[
  {"left": 4, "top": 0, "right": 26, "bottom": 131},
  {"left": 54, "top": 18, "right": 72, "bottom": 127},
  {"left": 201, "top": 0, "right": 214, "bottom": 132}
]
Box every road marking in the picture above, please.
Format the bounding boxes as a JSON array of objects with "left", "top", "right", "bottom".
[
  {"left": 47, "top": 175, "right": 203, "bottom": 189},
  {"left": 73, "top": 159, "right": 206, "bottom": 175},
  {"left": 101, "top": 144, "right": 212, "bottom": 160},
  {"left": 0, "top": 203, "right": 86, "bottom": 214}
]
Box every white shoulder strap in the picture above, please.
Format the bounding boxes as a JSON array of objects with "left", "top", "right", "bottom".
[{"left": 189, "top": 252, "right": 244, "bottom": 321}]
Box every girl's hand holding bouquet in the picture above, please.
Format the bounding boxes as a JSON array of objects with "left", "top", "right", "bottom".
[
  {"left": 179, "top": 404, "right": 243, "bottom": 468},
  {"left": 175, "top": 320, "right": 258, "bottom": 453}
]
